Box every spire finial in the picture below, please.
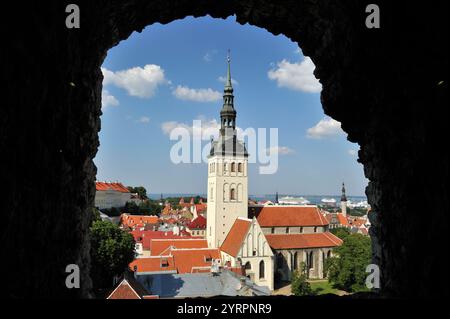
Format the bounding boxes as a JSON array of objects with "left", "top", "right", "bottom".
[{"left": 225, "top": 49, "right": 232, "bottom": 89}]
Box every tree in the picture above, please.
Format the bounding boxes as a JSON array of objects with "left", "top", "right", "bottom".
[
  {"left": 127, "top": 186, "right": 148, "bottom": 199},
  {"left": 291, "top": 262, "right": 313, "bottom": 296},
  {"left": 330, "top": 227, "right": 351, "bottom": 240},
  {"left": 326, "top": 233, "right": 372, "bottom": 292},
  {"left": 89, "top": 220, "right": 136, "bottom": 290}
]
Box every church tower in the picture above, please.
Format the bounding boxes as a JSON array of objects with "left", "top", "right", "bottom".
[
  {"left": 341, "top": 182, "right": 348, "bottom": 217},
  {"left": 207, "top": 52, "right": 249, "bottom": 248}
]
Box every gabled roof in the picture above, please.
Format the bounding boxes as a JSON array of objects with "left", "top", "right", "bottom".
[
  {"left": 96, "top": 182, "right": 130, "bottom": 193},
  {"left": 250, "top": 205, "right": 329, "bottom": 227},
  {"left": 150, "top": 238, "right": 208, "bottom": 256},
  {"left": 187, "top": 215, "right": 207, "bottom": 229},
  {"left": 265, "top": 232, "right": 343, "bottom": 250},
  {"left": 220, "top": 218, "right": 252, "bottom": 257},
  {"left": 107, "top": 272, "right": 150, "bottom": 299}
]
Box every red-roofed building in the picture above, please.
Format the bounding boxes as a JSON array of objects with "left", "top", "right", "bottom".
[
  {"left": 107, "top": 272, "right": 155, "bottom": 299},
  {"left": 246, "top": 205, "right": 342, "bottom": 281},
  {"left": 150, "top": 238, "right": 208, "bottom": 256},
  {"left": 131, "top": 230, "right": 192, "bottom": 257},
  {"left": 186, "top": 215, "right": 207, "bottom": 237},
  {"left": 324, "top": 212, "right": 350, "bottom": 229},
  {"left": 95, "top": 181, "right": 132, "bottom": 209},
  {"left": 170, "top": 248, "right": 220, "bottom": 274},
  {"left": 120, "top": 214, "right": 159, "bottom": 230},
  {"left": 129, "top": 256, "right": 177, "bottom": 274},
  {"left": 219, "top": 217, "right": 274, "bottom": 290},
  {"left": 249, "top": 205, "right": 329, "bottom": 235}
]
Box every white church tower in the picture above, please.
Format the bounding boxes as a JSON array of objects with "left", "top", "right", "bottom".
[{"left": 207, "top": 52, "right": 249, "bottom": 248}]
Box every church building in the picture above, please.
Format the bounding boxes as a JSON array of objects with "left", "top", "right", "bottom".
[{"left": 207, "top": 53, "right": 342, "bottom": 292}]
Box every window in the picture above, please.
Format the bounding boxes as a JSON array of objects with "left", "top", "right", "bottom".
[
  {"left": 285, "top": 227, "right": 289, "bottom": 234},
  {"left": 238, "top": 162, "right": 242, "bottom": 173},
  {"left": 230, "top": 188, "right": 236, "bottom": 200},
  {"left": 314, "top": 226, "right": 317, "bottom": 233},
  {"left": 259, "top": 260, "right": 265, "bottom": 279},
  {"left": 271, "top": 227, "right": 275, "bottom": 234},
  {"left": 231, "top": 162, "right": 236, "bottom": 172},
  {"left": 223, "top": 163, "right": 228, "bottom": 172},
  {"left": 300, "top": 227, "right": 303, "bottom": 233},
  {"left": 293, "top": 252, "right": 298, "bottom": 270}
]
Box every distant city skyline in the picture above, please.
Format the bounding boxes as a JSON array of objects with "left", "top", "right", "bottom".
[{"left": 95, "top": 16, "right": 369, "bottom": 196}]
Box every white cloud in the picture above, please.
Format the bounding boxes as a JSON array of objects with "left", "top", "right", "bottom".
[
  {"left": 307, "top": 117, "right": 344, "bottom": 139},
  {"left": 203, "top": 50, "right": 218, "bottom": 62},
  {"left": 101, "top": 89, "right": 119, "bottom": 109},
  {"left": 218, "top": 76, "right": 239, "bottom": 86},
  {"left": 348, "top": 149, "right": 358, "bottom": 156},
  {"left": 161, "top": 117, "right": 220, "bottom": 138},
  {"left": 172, "top": 85, "right": 222, "bottom": 102},
  {"left": 138, "top": 116, "right": 150, "bottom": 124},
  {"left": 265, "top": 146, "right": 294, "bottom": 156},
  {"left": 101, "top": 65, "right": 168, "bottom": 98},
  {"left": 268, "top": 57, "right": 322, "bottom": 93}
]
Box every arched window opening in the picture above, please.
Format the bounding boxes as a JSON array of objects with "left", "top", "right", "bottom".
[
  {"left": 238, "top": 162, "right": 242, "bottom": 172},
  {"left": 231, "top": 162, "right": 236, "bottom": 172},
  {"left": 230, "top": 188, "right": 236, "bottom": 200},
  {"left": 259, "top": 260, "right": 265, "bottom": 279}
]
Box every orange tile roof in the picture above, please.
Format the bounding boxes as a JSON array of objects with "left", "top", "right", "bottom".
[
  {"left": 121, "top": 214, "right": 159, "bottom": 228},
  {"left": 131, "top": 230, "right": 191, "bottom": 250},
  {"left": 336, "top": 213, "right": 350, "bottom": 226},
  {"left": 129, "top": 256, "right": 176, "bottom": 273},
  {"left": 150, "top": 238, "right": 208, "bottom": 256},
  {"left": 251, "top": 206, "right": 329, "bottom": 227},
  {"left": 265, "top": 232, "right": 343, "bottom": 249},
  {"left": 170, "top": 248, "right": 220, "bottom": 274},
  {"left": 95, "top": 181, "right": 130, "bottom": 193},
  {"left": 107, "top": 280, "right": 142, "bottom": 299},
  {"left": 220, "top": 218, "right": 252, "bottom": 257}
]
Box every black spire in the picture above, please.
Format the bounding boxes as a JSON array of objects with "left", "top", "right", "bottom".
[
  {"left": 220, "top": 50, "right": 236, "bottom": 136},
  {"left": 341, "top": 182, "right": 347, "bottom": 202}
]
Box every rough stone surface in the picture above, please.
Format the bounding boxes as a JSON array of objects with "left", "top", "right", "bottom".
[{"left": 1, "top": 0, "right": 448, "bottom": 298}]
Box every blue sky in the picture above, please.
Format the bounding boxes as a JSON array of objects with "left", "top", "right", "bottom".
[{"left": 95, "top": 16, "right": 368, "bottom": 196}]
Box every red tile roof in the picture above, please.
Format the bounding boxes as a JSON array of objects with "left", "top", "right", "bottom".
[
  {"left": 150, "top": 238, "right": 208, "bottom": 256},
  {"left": 121, "top": 214, "right": 159, "bottom": 228},
  {"left": 96, "top": 182, "right": 130, "bottom": 193},
  {"left": 337, "top": 213, "right": 350, "bottom": 226},
  {"left": 265, "top": 232, "right": 342, "bottom": 249},
  {"left": 132, "top": 230, "right": 191, "bottom": 250},
  {"left": 129, "top": 256, "right": 176, "bottom": 273},
  {"left": 187, "top": 215, "right": 207, "bottom": 229},
  {"left": 195, "top": 203, "right": 207, "bottom": 213},
  {"left": 220, "top": 218, "right": 252, "bottom": 257},
  {"left": 251, "top": 206, "right": 329, "bottom": 227},
  {"left": 130, "top": 248, "right": 221, "bottom": 274},
  {"left": 107, "top": 280, "right": 141, "bottom": 299},
  {"left": 170, "top": 248, "right": 220, "bottom": 274}
]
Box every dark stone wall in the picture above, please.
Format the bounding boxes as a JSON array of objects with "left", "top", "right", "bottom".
[{"left": 1, "top": 0, "right": 447, "bottom": 298}]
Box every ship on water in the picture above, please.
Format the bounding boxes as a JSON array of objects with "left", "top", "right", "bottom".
[
  {"left": 321, "top": 198, "right": 337, "bottom": 206},
  {"left": 278, "top": 196, "right": 310, "bottom": 206}
]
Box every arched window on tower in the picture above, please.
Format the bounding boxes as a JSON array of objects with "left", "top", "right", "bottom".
[
  {"left": 259, "top": 260, "right": 265, "bottom": 279},
  {"left": 231, "top": 162, "right": 235, "bottom": 172},
  {"left": 230, "top": 188, "right": 236, "bottom": 200},
  {"left": 238, "top": 163, "right": 242, "bottom": 173}
]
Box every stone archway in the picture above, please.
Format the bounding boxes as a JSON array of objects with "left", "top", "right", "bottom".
[{"left": 2, "top": 0, "right": 448, "bottom": 298}]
